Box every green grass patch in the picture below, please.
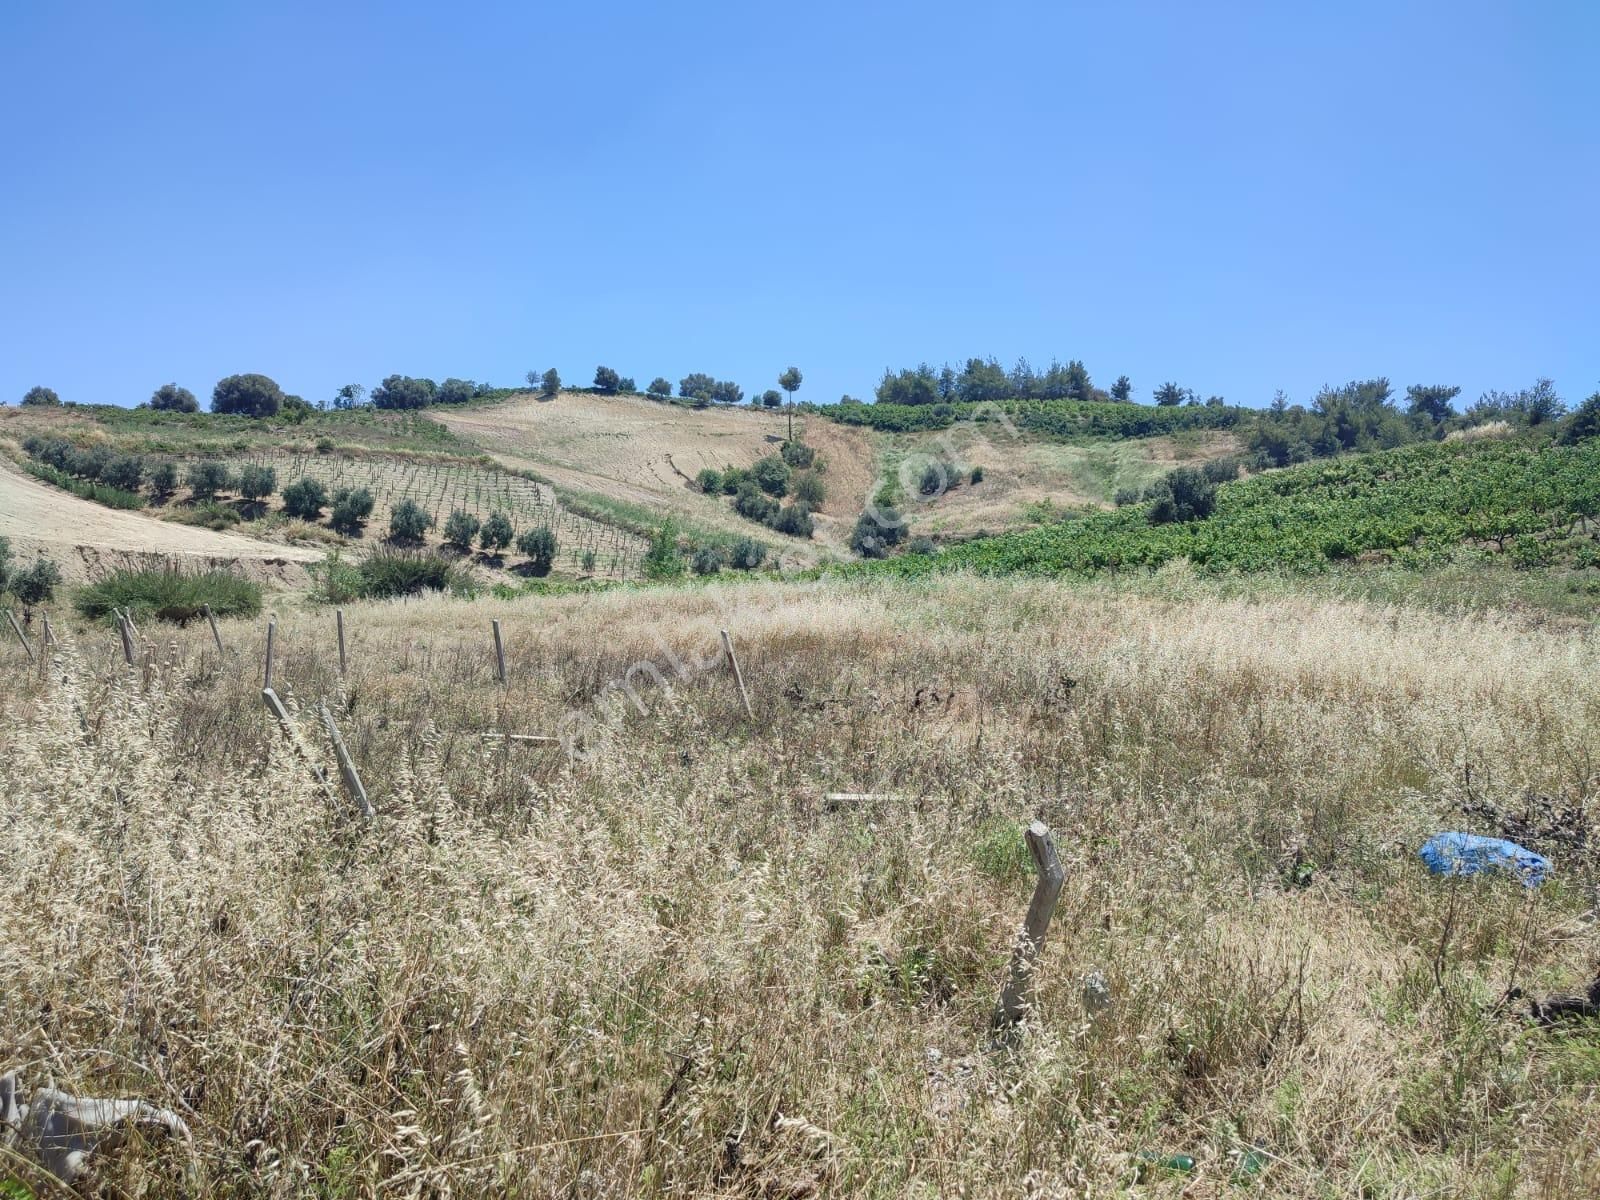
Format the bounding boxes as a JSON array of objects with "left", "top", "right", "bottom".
[
  {"left": 355, "top": 547, "right": 472, "bottom": 599},
  {"left": 75, "top": 567, "right": 262, "bottom": 624}
]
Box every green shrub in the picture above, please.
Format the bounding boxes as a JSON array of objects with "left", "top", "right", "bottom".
[
  {"left": 851, "top": 508, "right": 907, "bottom": 558},
  {"left": 148, "top": 461, "right": 179, "bottom": 496},
  {"left": 735, "top": 483, "right": 778, "bottom": 523},
  {"left": 76, "top": 567, "right": 262, "bottom": 624},
  {"left": 696, "top": 468, "right": 723, "bottom": 494},
  {"left": 780, "top": 441, "right": 816, "bottom": 468},
  {"left": 310, "top": 549, "right": 363, "bottom": 604},
  {"left": 970, "top": 465, "right": 985, "bottom": 484},
  {"left": 443, "top": 509, "right": 480, "bottom": 551},
  {"left": 581, "top": 549, "right": 597, "bottom": 573},
  {"left": 101, "top": 454, "right": 146, "bottom": 492},
  {"left": 752, "top": 455, "right": 791, "bottom": 497},
  {"left": 768, "top": 503, "right": 814, "bottom": 538},
  {"left": 1145, "top": 467, "right": 1216, "bottom": 525},
  {"left": 792, "top": 471, "right": 826, "bottom": 508},
  {"left": 729, "top": 537, "right": 767, "bottom": 570},
  {"left": 719, "top": 466, "right": 750, "bottom": 495},
  {"left": 642, "top": 522, "right": 684, "bottom": 579},
  {"left": 168, "top": 500, "right": 242, "bottom": 530},
  {"left": 389, "top": 498, "right": 435, "bottom": 543},
  {"left": 516, "top": 525, "right": 558, "bottom": 574},
  {"left": 691, "top": 544, "right": 724, "bottom": 575},
  {"left": 919, "top": 461, "right": 950, "bottom": 496},
  {"left": 237, "top": 464, "right": 278, "bottom": 504},
  {"left": 479, "top": 511, "right": 515, "bottom": 555},
  {"left": 330, "top": 487, "right": 375, "bottom": 533},
  {"left": 282, "top": 477, "right": 329, "bottom": 519},
  {"left": 187, "top": 461, "right": 232, "bottom": 499},
  {"left": 9, "top": 558, "right": 61, "bottom": 606},
  {"left": 357, "top": 548, "right": 466, "bottom": 598},
  {"left": 315, "top": 436, "right": 336, "bottom": 453}
]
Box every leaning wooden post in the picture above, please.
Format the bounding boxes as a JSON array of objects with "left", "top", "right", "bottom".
[
  {"left": 492, "top": 619, "right": 507, "bottom": 684},
  {"left": 993, "top": 821, "right": 1067, "bottom": 1030},
  {"left": 202, "top": 603, "right": 224, "bottom": 653},
  {"left": 320, "top": 704, "right": 374, "bottom": 818},
  {"left": 116, "top": 611, "right": 135, "bottom": 666},
  {"left": 263, "top": 618, "right": 276, "bottom": 690},
  {"left": 260, "top": 687, "right": 336, "bottom": 799},
  {"left": 720, "top": 629, "right": 753, "bottom": 720},
  {"left": 41, "top": 612, "right": 55, "bottom": 647},
  {"left": 5, "top": 609, "right": 35, "bottom": 664},
  {"left": 336, "top": 608, "right": 348, "bottom": 676}
]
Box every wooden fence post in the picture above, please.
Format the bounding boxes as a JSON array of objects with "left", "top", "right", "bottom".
[
  {"left": 321, "top": 704, "right": 374, "bottom": 818},
  {"left": 116, "top": 612, "right": 135, "bottom": 666},
  {"left": 492, "top": 619, "right": 506, "bottom": 684},
  {"left": 720, "top": 629, "right": 753, "bottom": 720},
  {"left": 41, "top": 613, "right": 55, "bottom": 647},
  {"left": 993, "top": 821, "right": 1067, "bottom": 1030},
  {"left": 336, "top": 608, "right": 347, "bottom": 676},
  {"left": 202, "top": 603, "right": 224, "bottom": 653},
  {"left": 5, "top": 609, "right": 35, "bottom": 664},
  {"left": 260, "top": 687, "right": 336, "bottom": 799},
  {"left": 263, "top": 618, "right": 276, "bottom": 690}
]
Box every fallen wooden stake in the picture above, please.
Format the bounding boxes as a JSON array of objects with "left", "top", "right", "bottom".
[
  {"left": 720, "top": 629, "right": 753, "bottom": 720},
  {"left": 993, "top": 820, "right": 1067, "bottom": 1030},
  {"left": 202, "top": 603, "right": 224, "bottom": 653},
  {"left": 116, "top": 613, "right": 135, "bottom": 666},
  {"left": 492, "top": 619, "right": 507, "bottom": 683},
  {"left": 263, "top": 618, "right": 277, "bottom": 690},
  {"left": 260, "top": 688, "right": 337, "bottom": 800},
  {"left": 321, "top": 704, "right": 374, "bottom": 818},
  {"left": 5, "top": 609, "right": 35, "bottom": 663}
]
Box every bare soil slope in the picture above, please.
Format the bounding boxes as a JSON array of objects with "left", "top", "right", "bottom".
[
  {"left": 430, "top": 392, "right": 881, "bottom": 561},
  {"left": 0, "top": 458, "right": 318, "bottom": 584}
]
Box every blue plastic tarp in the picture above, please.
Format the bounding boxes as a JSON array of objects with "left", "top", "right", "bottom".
[{"left": 1419, "top": 832, "right": 1550, "bottom": 886}]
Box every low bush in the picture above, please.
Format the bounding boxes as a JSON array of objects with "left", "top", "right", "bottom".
[
  {"left": 389, "top": 499, "right": 434, "bottom": 544},
  {"left": 357, "top": 548, "right": 468, "bottom": 598},
  {"left": 729, "top": 537, "right": 767, "bottom": 570},
  {"left": 76, "top": 567, "right": 262, "bottom": 624},
  {"left": 767, "top": 503, "right": 815, "bottom": 538},
  {"left": 330, "top": 487, "right": 375, "bottom": 534},
  {"left": 187, "top": 461, "right": 233, "bottom": 500},
  {"left": 780, "top": 441, "right": 816, "bottom": 469},
  {"left": 443, "top": 509, "right": 480, "bottom": 551},
  {"left": 691, "top": 544, "right": 724, "bottom": 575},
  {"left": 516, "top": 526, "right": 558, "bottom": 574},
  {"left": 282, "top": 477, "right": 329, "bottom": 520}
]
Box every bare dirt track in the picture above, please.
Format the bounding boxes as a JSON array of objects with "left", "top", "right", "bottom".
[{"left": 0, "top": 458, "right": 319, "bottom": 584}]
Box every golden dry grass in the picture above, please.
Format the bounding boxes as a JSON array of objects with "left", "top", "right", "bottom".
[{"left": 2, "top": 575, "right": 1597, "bottom": 1197}]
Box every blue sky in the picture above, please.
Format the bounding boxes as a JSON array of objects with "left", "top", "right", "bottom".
[{"left": 2, "top": 1, "right": 1595, "bottom": 411}]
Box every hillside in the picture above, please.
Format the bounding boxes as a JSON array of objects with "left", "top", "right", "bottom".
[
  {"left": 427, "top": 390, "right": 881, "bottom": 563},
  {"left": 0, "top": 455, "right": 318, "bottom": 584},
  {"left": 868, "top": 433, "right": 1600, "bottom": 581}
]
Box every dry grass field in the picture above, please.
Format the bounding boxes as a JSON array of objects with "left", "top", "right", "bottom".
[{"left": 3, "top": 574, "right": 1597, "bottom": 1197}]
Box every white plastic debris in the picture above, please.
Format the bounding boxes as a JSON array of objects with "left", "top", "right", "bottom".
[{"left": 0, "top": 1071, "right": 191, "bottom": 1183}]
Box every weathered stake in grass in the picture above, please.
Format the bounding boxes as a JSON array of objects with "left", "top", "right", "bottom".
[
  {"left": 5, "top": 609, "right": 35, "bottom": 663},
  {"left": 993, "top": 820, "right": 1067, "bottom": 1030},
  {"left": 40, "top": 612, "right": 55, "bottom": 648},
  {"left": 260, "top": 687, "right": 336, "bottom": 799},
  {"left": 263, "top": 618, "right": 276, "bottom": 690},
  {"left": 320, "top": 704, "right": 374, "bottom": 818},
  {"left": 336, "top": 608, "right": 347, "bottom": 676},
  {"left": 202, "top": 603, "right": 224, "bottom": 653},
  {"left": 720, "top": 628, "right": 754, "bottom": 720},
  {"left": 492, "top": 619, "right": 506, "bottom": 683},
  {"left": 116, "top": 611, "right": 135, "bottom": 666}
]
